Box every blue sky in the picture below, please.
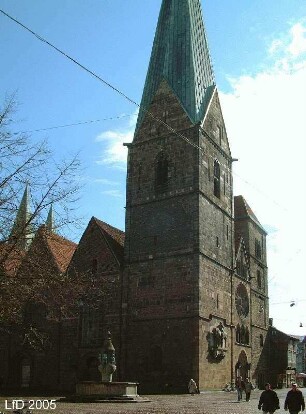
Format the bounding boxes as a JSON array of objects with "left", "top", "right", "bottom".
[{"left": 1, "top": 1, "right": 306, "bottom": 335}]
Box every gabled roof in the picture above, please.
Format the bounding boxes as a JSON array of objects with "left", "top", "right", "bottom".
[
  {"left": 46, "top": 233, "right": 77, "bottom": 273},
  {"left": 92, "top": 217, "right": 125, "bottom": 266},
  {"left": 271, "top": 326, "right": 302, "bottom": 342},
  {"left": 136, "top": 0, "right": 215, "bottom": 131},
  {"left": 0, "top": 242, "right": 26, "bottom": 277},
  {"left": 36, "top": 226, "right": 77, "bottom": 273},
  {"left": 234, "top": 195, "right": 267, "bottom": 234}
]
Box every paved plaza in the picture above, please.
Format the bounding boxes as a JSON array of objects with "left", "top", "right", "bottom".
[{"left": 1, "top": 388, "right": 305, "bottom": 414}]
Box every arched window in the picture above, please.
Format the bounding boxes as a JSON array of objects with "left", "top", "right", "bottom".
[
  {"left": 214, "top": 160, "right": 220, "bottom": 198},
  {"left": 245, "top": 327, "right": 250, "bottom": 345},
  {"left": 236, "top": 324, "right": 241, "bottom": 343},
  {"left": 155, "top": 152, "right": 169, "bottom": 190}
]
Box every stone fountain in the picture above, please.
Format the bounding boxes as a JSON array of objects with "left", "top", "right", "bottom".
[{"left": 74, "top": 332, "right": 146, "bottom": 402}]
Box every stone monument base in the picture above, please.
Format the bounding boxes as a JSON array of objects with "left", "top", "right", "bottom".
[{"left": 64, "top": 381, "right": 150, "bottom": 403}]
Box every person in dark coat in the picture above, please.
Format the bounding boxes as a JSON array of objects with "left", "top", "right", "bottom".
[
  {"left": 245, "top": 377, "right": 254, "bottom": 401},
  {"left": 258, "top": 383, "right": 280, "bottom": 414},
  {"left": 284, "top": 383, "right": 305, "bottom": 414},
  {"left": 236, "top": 375, "right": 245, "bottom": 402}
]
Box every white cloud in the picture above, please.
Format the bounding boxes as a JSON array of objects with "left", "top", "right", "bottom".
[
  {"left": 94, "top": 178, "right": 119, "bottom": 186},
  {"left": 220, "top": 21, "right": 306, "bottom": 335},
  {"left": 95, "top": 110, "right": 138, "bottom": 167},
  {"left": 288, "top": 23, "right": 306, "bottom": 57},
  {"left": 101, "top": 189, "right": 123, "bottom": 198}
]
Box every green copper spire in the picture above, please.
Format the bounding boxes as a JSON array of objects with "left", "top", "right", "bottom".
[
  {"left": 136, "top": 0, "right": 215, "bottom": 130},
  {"left": 10, "top": 184, "right": 34, "bottom": 250},
  {"left": 46, "top": 204, "right": 54, "bottom": 233}
]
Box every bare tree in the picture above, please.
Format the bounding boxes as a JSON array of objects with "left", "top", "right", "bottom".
[
  {"left": 0, "top": 93, "right": 87, "bottom": 339},
  {"left": 0, "top": 92, "right": 81, "bottom": 251}
]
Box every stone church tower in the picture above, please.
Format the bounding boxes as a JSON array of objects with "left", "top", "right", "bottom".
[{"left": 122, "top": 0, "right": 269, "bottom": 391}]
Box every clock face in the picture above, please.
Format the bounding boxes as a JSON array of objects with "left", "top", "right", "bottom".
[{"left": 235, "top": 284, "right": 249, "bottom": 317}]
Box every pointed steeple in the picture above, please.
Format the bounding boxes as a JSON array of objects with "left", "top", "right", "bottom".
[
  {"left": 46, "top": 204, "right": 54, "bottom": 233},
  {"left": 136, "top": 0, "right": 215, "bottom": 131},
  {"left": 10, "top": 184, "right": 34, "bottom": 250}
]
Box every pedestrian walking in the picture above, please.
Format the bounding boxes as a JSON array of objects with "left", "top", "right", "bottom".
[
  {"left": 188, "top": 378, "right": 198, "bottom": 395},
  {"left": 236, "top": 375, "right": 245, "bottom": 402},
  {"left": 284, "top": 382, "right": 305, "bottom": 414},
  {"left": 258, "top": 383, "right": 280, "bottom": 413},
  {"left": 245, "top": 377, "right": 253, "bottom": 401}
]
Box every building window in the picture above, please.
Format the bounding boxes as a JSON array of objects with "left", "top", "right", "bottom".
[
  {"left": 163, "top": 110, "right": 169, "bottom": 123},
  {"left": 213, "top": 160, "right": 220, "bottom": 198},
  {"left": 241, "top": 325, "right": 246, "bottom": 344},
  {"left": 236, "top": 260, "right": 241, "bottom": 276},
  {"left": 236, "top": 260, "right": 247, "bottom": 279},
  {"left": 236, "top": 324, "right": 249, "bottom": 345},
  {"left": 260, "top": 334, "right": 264, "bottom": 347},
  {"left": 255, "top": 239, "right": 262, "bottom": 259},
  {"left": 236, "top": 325, "right": 241, "bottom": 343},
  {"left": 257, "top": 270, "right": 262, "bottom": 289},
  {"left": 245, "top": 327, "right": 250, "bottom": 345},
  {"left": 155, "top": 152, "right": 169, "bottom": 190},
  {"left": 217, "top": 125, "right": 223, "bottom": 145}
]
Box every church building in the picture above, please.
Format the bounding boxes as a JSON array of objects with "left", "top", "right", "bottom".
[
  {"left": 0, "top": 0, "right": 270, "bottom": 393},
  {"left": 121, "top": 0, "right": 269, "bottom": 391}
]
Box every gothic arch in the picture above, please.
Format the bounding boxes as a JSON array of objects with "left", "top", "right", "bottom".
[{"left": 236, "top": 350, "right": 249, "bottom": 381}]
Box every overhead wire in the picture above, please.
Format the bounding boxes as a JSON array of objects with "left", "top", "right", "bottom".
[
  {"left": 0, "top": 9, "right": 199, "bottom": 152},
  {"left": 0, "top": 8, "right": 295, "bottom": 213},
  {"left": 12, "top": 113, "right": 133, "bottom": 135},
  {"left": 271, "top": 299, "right": 306, "bottom": 305}
]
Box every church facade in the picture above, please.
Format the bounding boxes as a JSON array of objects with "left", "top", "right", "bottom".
[
  {"left": 0, "top": 0, "right": 270, "bottom": 392},
  {"left": 121, "top": 0, "right": 269, "bottom": 391}
]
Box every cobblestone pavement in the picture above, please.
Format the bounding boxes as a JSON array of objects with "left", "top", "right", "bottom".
[{"left": 1, "top": 388, "right": 305, "bottom": 414}]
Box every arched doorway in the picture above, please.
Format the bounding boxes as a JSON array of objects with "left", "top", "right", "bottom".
[{"left": 235, "top": 350, "right": 250, "bottom": 381}]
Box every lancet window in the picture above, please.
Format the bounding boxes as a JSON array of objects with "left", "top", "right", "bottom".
[{"left": 214, "top": 160, "right": 221, "bottom": 198}]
